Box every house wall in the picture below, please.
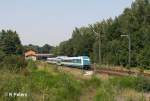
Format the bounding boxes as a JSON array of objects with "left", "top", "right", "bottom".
[{"left": 25, "top": 56, "right": 37, "bottom": 61}]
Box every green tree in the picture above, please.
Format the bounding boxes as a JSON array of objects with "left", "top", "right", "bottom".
[
  {"left": 41, "top": 44, "right": 53, "bottom": 53},
  {"left": 0, "top": 30, "right": 23, "bottom": 55}
]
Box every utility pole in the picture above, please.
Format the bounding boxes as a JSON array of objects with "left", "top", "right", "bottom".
[
  {"left": 121, "top": 33, "right": 131, "bottom": 69},
  {"left": 92, "top": 29, "right": 101, "bottom": 67},
  {"left": 128, "top": 33, "right": 131, "bottom": 68}
]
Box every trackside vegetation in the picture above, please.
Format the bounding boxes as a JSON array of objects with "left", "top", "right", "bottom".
[{"left": 0, "top": 61, "right": 150, "bottom": 101}]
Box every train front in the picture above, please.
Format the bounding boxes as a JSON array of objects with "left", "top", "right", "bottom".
[{"left": 82, "top": 56, "right": 91, "bottom": 69}]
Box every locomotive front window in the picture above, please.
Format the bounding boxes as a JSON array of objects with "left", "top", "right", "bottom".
[{"left": 83, "top": 59, "right": 90, "bottom": 65}]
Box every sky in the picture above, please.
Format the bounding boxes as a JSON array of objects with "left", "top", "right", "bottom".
[{"left": 0, "top": 0, "right": 135, "bottom": 46}]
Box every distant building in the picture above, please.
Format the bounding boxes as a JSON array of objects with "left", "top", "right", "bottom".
[
  {"left": 25, "top": 50, "right": 37, "bottom": 61},
  {"left": 25, "top": 50, "right": 53, "bottom": 61}
]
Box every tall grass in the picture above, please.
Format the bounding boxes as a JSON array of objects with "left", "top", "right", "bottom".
[
  {"left": 109, "top": 76, "right": 150, "bottom": 92},
  {"left": 0, "top": 62, "right": 83, "bottom": 101},
  {"left": 93, "top": 76, "right": 149, "bottom": 101},
  {"left": 0, "top": 61, "right": 150, "bottom": 101},
  {"left": 94, "top": 81, "right": 116, "bottom": 101}
]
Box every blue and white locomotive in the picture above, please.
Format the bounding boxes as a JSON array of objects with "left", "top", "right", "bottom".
[{"left": 47, "top": 56, "right": 91, "bottom": 69}]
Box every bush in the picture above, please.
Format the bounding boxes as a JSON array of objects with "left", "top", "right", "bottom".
[
  {"left": 110, "top": 76, "right": 150, "bottom": 92},
  {"left": 134, "top": 76, "right": 150, "bottom": 92},
  {"left": 53, "top": 73, "right": 82, "bottom": 101},
  {"left": 110, "top": 77, "right": 136, "bottom": 89},
  {"left": 0, "top": 50, "right": 5, "bottom": 62},
  {"left": 94, "top": 81, "right": 116, "bottom": 101},
  {"left": 27, "top": 60, "right": 37, "bottom": 71},
  {"left": 1, "top": 55, "right": 27, "bottom": 72},
  {"left": 84, "top": 75, "right": 101, "bottom": 87},
  {"left": 27, "top": 71, "right": 82, "bottom": 101}
]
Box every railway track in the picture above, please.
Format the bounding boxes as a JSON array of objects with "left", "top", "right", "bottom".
[
  {"left": 61, "top": 66, "right": 150, "bottom": 78},
  {"left": 95, "top": 68, "right": 150, "bottom": 78},
  {"left": 52, "top": 64, "right": 150, "bottom": 78}
]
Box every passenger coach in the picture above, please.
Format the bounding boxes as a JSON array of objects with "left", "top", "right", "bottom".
[{"left": 47, "top": 56, "right": 91, "bottom": 69}]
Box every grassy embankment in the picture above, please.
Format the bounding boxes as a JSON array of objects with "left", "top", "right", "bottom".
[{"left": 0, "top": 61, "right": 150, "bottom": 101}]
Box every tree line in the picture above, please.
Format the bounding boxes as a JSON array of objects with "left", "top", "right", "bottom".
[
  {"left": 24, "top": 44, "right": 54, "bottom": 53},
  {"left": 52, "top": 0, "right": 150, "bottom": 69}
]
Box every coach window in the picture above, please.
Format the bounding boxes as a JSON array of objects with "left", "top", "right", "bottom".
[{"left": 73, "top": 59, "right": 81, "bottom": 63}]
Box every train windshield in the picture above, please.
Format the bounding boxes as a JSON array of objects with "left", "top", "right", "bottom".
[{"left": 83, "top": 59, "right": 90, "bottom": 65}]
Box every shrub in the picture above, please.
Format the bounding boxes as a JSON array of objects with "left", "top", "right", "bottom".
[
  {"left": 110, "top": 76, "right": 150, "bottom": 92},
  {"left": 0, "top": 50, "right": 5, "bottom": 62},
  {"left": 134, "top": 76, "right": 150, "bottom": 92},
  {"left": 94, "top": 81, "right": 116, "bottom": 101},
  {"left": 27, "top": 60, "right": 37, "bottom": 71},
  {"left": 27, "top": 71, "right": 82, "bottom": 101},
  {"left": 84, "top": 75, "right": 101, "bottom": 87},
  {"left": 1, "top": 55, "right": 27, "bottom": 72},
  {"left": 53, "top": 73, "right": 82, "bottom": 101},
  {"left": 0, "top": 76, "right": 23, "bottom": 101},
  {"left": 110, "top": 77, "right": 136, "bottom": 89}
]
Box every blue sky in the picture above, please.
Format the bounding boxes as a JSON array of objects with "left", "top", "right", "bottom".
[{"left": 0, "top": 0, "right": 135, "bottom": 46}]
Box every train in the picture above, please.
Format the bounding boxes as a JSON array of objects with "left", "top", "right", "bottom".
[{"left": 47, "top": 56, "right": 91, "bottom": 69}]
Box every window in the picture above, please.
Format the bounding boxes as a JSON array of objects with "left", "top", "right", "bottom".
[{"left": 73, "top": 59, "right": 81, "bottom": 63}]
